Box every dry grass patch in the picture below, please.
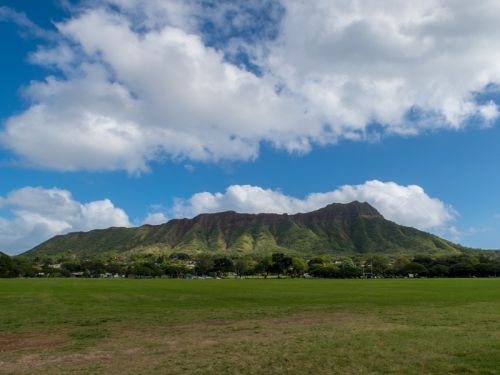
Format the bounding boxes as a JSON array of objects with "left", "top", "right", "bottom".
[{"left": 0, "top": 311, "right": 407, "bottom": 374}]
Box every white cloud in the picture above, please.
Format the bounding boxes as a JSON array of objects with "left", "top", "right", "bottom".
[
  {"left": 142, "top": 212, "right": 168, "bottom": 225},
  {"left": 173, "top": 180, "right": 456, "bottom": 231},
  {"left": 0, "top": 187, "right": 130, "bottom": 254},
  {"left": 264, "top": 0, "right": 500, "bottom": 132},
  {"left": 2, "top": 1, "right": 500, "bottom": 172},
  {"left": 1, "top": 6, "right": 308, "bottom": 173}
]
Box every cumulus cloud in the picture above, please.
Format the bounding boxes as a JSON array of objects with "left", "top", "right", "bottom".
[
  {"left": 0, "top": 187, "right": 130, "bottom": 254},
  {"left": 173, "top": 180, "right": 456, "bottom": 231},
  {"left": 1, "top": 4, "right": 308, "bottom": 173},
  {"left": 142, "top": 212, "right": 168, "bottom": 225},
  {"left": 264, "top": 0, "right": 500, "bottom": 132},
  {"left": 1, "top": 1, "right": 500, "bottom": 172}
]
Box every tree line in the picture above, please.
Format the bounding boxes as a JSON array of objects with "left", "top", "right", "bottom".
[{"left": 2, "top": 251, "right": 500, "bottom": 278}]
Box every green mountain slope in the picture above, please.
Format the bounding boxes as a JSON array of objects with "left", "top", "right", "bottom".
[{"left": 23, "top": 201, "right": 466, "bottom": 258}]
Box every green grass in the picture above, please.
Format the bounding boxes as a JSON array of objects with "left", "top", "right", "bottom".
[{"left": 1, "top": 278, "right": 499, "bottom": 374}]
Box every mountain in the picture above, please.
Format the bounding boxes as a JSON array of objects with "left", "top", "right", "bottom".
[{"left": 23, "top": 201, "right": 465, "bottom": 258}]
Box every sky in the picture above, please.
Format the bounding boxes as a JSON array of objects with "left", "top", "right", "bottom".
[{"left": 1, "top": 0, "right": 500, "bottom": 254}]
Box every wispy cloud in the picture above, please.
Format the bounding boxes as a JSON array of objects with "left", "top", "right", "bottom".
[{"left": 0, "top": 6, "right": 57, "bottom": 40}]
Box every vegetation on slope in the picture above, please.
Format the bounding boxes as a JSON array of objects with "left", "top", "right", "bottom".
[{"left": 23, "top": 201, "right": 466, "bottom": 259}]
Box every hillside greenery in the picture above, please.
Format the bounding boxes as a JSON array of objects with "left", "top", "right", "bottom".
[{"left": 23, "top": 202, "right": 467, "bottom": 259}]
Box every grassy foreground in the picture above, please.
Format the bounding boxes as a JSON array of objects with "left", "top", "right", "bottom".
[{"left": 0, "top": 279, "right": 499, "bottom": 374}]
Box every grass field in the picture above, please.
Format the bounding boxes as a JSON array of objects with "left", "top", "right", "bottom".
[{"left": 1, "top": 278, "right": 499, "bottom": 374}]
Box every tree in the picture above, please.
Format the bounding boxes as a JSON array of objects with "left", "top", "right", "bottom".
[
  {"left": 163, "top": 260, "right": 190, "bottom": 278},
  {"left": 213, "top": 257, "right": 234, "bottom": 277},
  {"left": 234, "top": 258, "right": 249, "bottom": 278},
  {"left": 290, "top": 258, "right": 308, "bottom": 278},
  {"left": 365, "top": 255, "right": 390, "bottom": 276},
  {"left": 11, "top": 257, "right": 38, "bottom": 277},
  {"left": 474, "top": 263, "right": 495, "bottom": 277},
  {"left": 339, "top": 263, "right": 362, "bottom": 278},
  {"left": 398, "top": 262, "right": 428, "bottom": 277},
  {"left": 62, "top": 262, "right": 82, "bottom": 273},
  {"left": 105, "top": 262, "right": 126, "bottom": 275},
  {"left": 255, "top": 257, "right": 273, "bottom": 278},
  {"left": 413, "top": 255, "right": 434, "bottom": 267},
  {"left": 271, "top": 253, "right": 292, "bottom": 278},
  {"left": 310, "top": 265, "right": 340, "bottom": 278},
  {"left": 0, "top": 253, "right": 13, "bottom": 278},
  {"left": 169, "top": 252, "right": 191, "bottom": 261},
  {"left": 194, "top": 254, "right": 214, "bottom": 276},
  {"left": 428, "top": 264, "right": 449, "bottom": 277},
  {"left": 393, "top": 255, "right": 411, "bottom": 269},
  {"left": 308, "top": 256, "right": 329, "bottom": 268},
  {"left": 450, "top": 262, "right": 475, "bottom": 277}
]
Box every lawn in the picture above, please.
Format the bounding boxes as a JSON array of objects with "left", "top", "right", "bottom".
[{"left": 0, "top": 278, "right": 499, "bottom": 374}]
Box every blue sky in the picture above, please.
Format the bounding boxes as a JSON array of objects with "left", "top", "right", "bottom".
[{"left": 1, "top": 0, "right": 500, "bottom": 254}]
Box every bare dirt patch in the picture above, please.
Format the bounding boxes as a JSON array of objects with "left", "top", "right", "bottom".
[{"left": 0, "top": 332, "right": 66, "bottom": 353}]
